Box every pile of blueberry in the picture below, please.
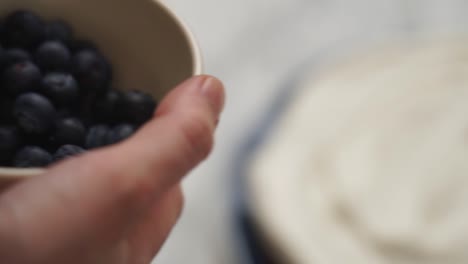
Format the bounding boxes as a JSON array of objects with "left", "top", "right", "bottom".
[{"left": 0, "top": 10, "right": 157, "bottom": 168}]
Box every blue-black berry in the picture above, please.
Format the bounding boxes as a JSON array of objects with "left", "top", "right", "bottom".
[
  {"left": 0, "top": 48, "right": 30, "bottom": 70},
  {"left": 0, "top": 9, "right": 159, "bottom": 168},
  {"left": 45, "top": 20, "right": 73, "bottom": 43},
  {"left": 35, "top": 41, "right": 71, "bottom": 71},
  {"left": 50, "top": 118, "right": 86, "bottom": 147},
  {"left": 53, "top": 144, "right": 85, "bottom": 161},
  {"left": 14, "top": 146, "right": 52, "bottom": 167},
  {"left": 93, "top": 89, "right": 121, "bottom": 123},
  {"left": 14, "top": 92, "right": 56, "bottom": 134},
  {"left": 0, "top": 126, "right": 22, "bottom": 164},
  {"left": 69, "top": 39, "right": 97, "bottom": 53},
  {"left": 56, "top": 108, "right": 74, "bottom": 119},
  {"left": 3, "top": 10, "right": 46, "bottom": 49},
  {"left": 2, "top": 61, "right": 41, "bottom": 95},
  {"left": 85, "top": 125, "right": 110, "bottom": 149},
  {"left": 40, "top": 73, "right": 79, "bottom": 106},
  {"left": 72, "top": 50, "right": 111, "bottom": 94},
  {"left": 0, "top": 97, "right": 15, "bottom": 123},
  {"left": 118, "top": 91, "right": 156, "bottom": 125},
  {"left": 107, "top": 124, "right": 135, "bottom": 145}
]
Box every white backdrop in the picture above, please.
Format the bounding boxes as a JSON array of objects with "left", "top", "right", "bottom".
[{"left": 153, "top": 1, "right": 468, "bottom": 263}]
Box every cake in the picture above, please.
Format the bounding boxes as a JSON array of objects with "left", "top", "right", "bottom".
[{"left": 248, "top": 38, "right": 468, "bottom": 264}]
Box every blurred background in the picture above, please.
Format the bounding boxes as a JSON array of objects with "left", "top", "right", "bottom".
[{"left": 153, "top": 1, "right": 468, "bottom": 263}]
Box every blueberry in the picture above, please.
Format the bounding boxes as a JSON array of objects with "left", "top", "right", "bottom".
[
  {"left": 56, "top": 108, "right": 73, "bottom": 119},
  {"left": 93, "top": 89, "right": 121, "bottom": 123},
  {"left": 35, "top": 41, "right": 71, "bottom": 71},
  {"left": 53, "top": 144, "right": 85, "bottom": 162},
  {"left": 0, "top": 48, "right": 31, "bottom": 70},
  {"left": 76, "top": 92, "right": 97, "bottom": 123},
  {"left": 50, "top": 117, "right": 86, "bottom": 147},
  {"left": 0, "top": 97, "right": 15, "bottom": 123},
  {"left": 2, "top": 61, "right": 41, "bottom": 95},
  {"left": 0, "top": 44, "right": 4, "bottom": 66},
  {"left": 3, "top": 10, "right": 46, "bottom": 49},
  {"left": 0, "top": 126, "right": 21, "bottom": 164},
  {"left": 0, "top": 19, "right": 5, "bottom": 38},
  {"left": 107, "top": 124, "right": 135, "bottom": 145},
  {"left": 118, "top": 91, "right": 156, "bottom": 125},
  {"left": 72, "top": 50, "right": 111, "bottom": 94},
  {"left": 14, "top": 146, "right": 52, "bottom": 167},
  {"left": 45, "top": 20, "right": 73, "bottom": 43},
  {"left": 40, "top": 73, "right": 79, "bottom": 106},
  {"left": 85, "top": 125, "right": 110, "bottom": 149},
  {"left": 69, "top": 39, "right": 98, "bottom": 53},
  {"left": 14, "top": 93, "right": 56, "bottom": 134}
]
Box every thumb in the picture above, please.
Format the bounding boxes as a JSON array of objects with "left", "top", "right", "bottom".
[{"left": 0, "top": 75, "right": 224, "bottom": 262}]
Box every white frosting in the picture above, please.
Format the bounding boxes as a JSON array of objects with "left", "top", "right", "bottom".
[{"left": 249, "top": 39, "right": 468, "bottom": 264}]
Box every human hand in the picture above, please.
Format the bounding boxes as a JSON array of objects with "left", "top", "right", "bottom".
[{"left": 0, "top": 75, "right": 225, "bottom": 264}]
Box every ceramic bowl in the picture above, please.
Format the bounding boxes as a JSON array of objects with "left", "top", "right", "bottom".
[{"left": 0, "top": 0, "right": 202, "bottom": 188}]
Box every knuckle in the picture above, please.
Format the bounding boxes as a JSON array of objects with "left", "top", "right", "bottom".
[
  {"left": 87, "top": 153, "right": 156, "bottom": 208},
  {"left": 172, "top": 188, "right": 185, "bottom": 217},
  {"left": 119, "top": 171, "right": 158, "bottom": 209},
  {"left": 125, "top": 173, "right": 157, "bottom": 207},
  {"left": 178, "top": 113, "right": 214, "bottom": 161},
  {"left": 166, "top": 186, "right": 185, "bottom": 224}
]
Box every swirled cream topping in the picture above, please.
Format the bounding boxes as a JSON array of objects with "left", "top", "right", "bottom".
[{"left": 249, "top": 39, "right": 468, "bottom": 264}]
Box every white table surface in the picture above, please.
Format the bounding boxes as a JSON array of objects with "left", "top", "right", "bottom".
[{"left": 153, "top": 1, "right": 468, "bottom": 263}]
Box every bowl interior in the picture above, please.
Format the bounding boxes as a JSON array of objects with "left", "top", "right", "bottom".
[{"left": 0, "top": 0, "right": 201, "bottom": 179}]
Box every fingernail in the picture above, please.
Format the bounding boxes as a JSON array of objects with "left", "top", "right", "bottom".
[{"left": 201, "top": 76, "right": 225, "bottom": 117}]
